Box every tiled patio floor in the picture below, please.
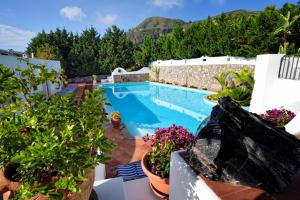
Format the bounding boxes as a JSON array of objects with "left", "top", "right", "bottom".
[{"left": 104, "top": 124, "right": 150, "bottom": 178}]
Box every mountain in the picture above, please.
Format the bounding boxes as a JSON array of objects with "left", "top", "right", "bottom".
[
  {"left": 213, "top": 9, "right": 259, "bottom": 18},
  {"left": 127, "top": 17, "right": 187, "bottom": 45},
  {"left": 127, "top": 10, "right": 258, "bottom": 45}
]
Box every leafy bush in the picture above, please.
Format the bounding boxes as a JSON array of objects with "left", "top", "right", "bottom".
[
  {"left": 0, "top": 62, "right": 115, "bottom": 199},
  {"left": 208, "top": 68, "right": 254, "bottom": 106},
  {"left": 0, "top": 64, "right": 19, "bottom": 105},
  {"left": 260, "top": 108, "right": 296, "bottom": 127},
  {"left": 143, "top": 125, "right": 194, "bottom": 178}
]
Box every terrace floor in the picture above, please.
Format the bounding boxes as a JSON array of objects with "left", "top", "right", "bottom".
[{"left": 103, "top": 124, "right": 150, "bottom": 178}]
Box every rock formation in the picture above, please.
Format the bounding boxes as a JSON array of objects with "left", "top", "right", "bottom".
[{"left": 188, "top": 97, "right": 300, "bottom": 193}]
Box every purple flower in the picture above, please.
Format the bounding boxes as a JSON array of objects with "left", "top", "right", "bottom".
[
  {"left": 144, "top": 125, "right": 196, "bottom": 178},
  {"left": 260, "top": 108, "right": 296, "bottom": 127}
]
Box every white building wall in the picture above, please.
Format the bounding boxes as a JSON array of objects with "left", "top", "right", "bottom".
[
  {"left": 250, "top": 54, "right": 300, "bottom": 135},
  {"left": 0, "top": 55, "right": 62, "bottom": 96}
]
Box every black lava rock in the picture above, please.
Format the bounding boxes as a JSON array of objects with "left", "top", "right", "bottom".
[{"left": 188, "top": 97, "right": 300, "bottom": 193}]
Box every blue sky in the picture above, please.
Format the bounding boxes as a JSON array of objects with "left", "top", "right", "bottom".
[{"left": 0, "top": 0, "right": 298, "bottom": 51}]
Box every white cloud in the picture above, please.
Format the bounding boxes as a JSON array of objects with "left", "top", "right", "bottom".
[
  {"left": 151, "top": 0, "right": 183, "bottom": 8},
  {"left": 0, "top": 24, "right": 36, "bottom": 51},
  {"left": 96, "top": 13, "right": 118, "bottom": 25},
  {"left": 60, "top": 6, "right": 86, "bottom": 21}
]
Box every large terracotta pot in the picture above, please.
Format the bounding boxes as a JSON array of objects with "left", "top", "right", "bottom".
[
  {"left": 141, "top": 152, "right": 169, "bottom": 199},
  {"left": 111, "top": 117, "right": 121, "bottom": 128},
  {"left": 0, "top": 169, "right": 95, "bottom": 200}
]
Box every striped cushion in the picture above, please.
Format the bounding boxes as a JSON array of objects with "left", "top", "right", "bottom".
[{"left": 116, "top": 161, "right": 146, "bottom": 182}]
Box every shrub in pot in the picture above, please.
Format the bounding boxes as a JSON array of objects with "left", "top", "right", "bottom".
[
  {"left": 142, "top": 125, "right": 195, "bottom": 198},
  {"left": 260, "top": 108, "right": 296, "bottom": 127},
  {"left": 111, "top": 112, "right": 121, "bottom": 128},
  {"left": 0, "top": 61, "right": 115, "bottom": 199}
]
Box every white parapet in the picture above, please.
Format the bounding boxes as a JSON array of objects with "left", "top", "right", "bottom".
[
  {"left": 150, "top": 56, "right": 256, "bottom": 67},
  {"left": 169, "top": 150, "right": 220, "bottom": 200},
  {"left": 0, "top": 55, "right": 62, "bottom": 96},
  {"left": 249, "top": 54, "right": 300, "bottom": 135}
]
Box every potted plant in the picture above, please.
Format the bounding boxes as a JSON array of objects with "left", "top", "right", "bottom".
[
  {"left": 0, "top": 61, "right": 115, "bottom": 199},
  {"left": 142, "top": 125, "right": 195, "bottom": 198},
  {"left": 111, "top": 112, "right": 121, "bottom": 128},
  {"left": 92, "top": 75, "right": 97, "bottom": 85},
  {"left": 59, "top": 71, "right": 68, "bottom": 88},
  {"left": 260, "top": 108, "right": 296, "bottom": 127}
]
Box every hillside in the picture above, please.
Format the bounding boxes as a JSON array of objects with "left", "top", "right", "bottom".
[
  {"left": 127, "top": 9, "right": 258, "bottom": 45},
  {"left": 127, "top": 17, "right": 187, "bottom": 45}
]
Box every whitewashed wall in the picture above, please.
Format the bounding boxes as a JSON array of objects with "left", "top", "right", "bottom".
[
  {"left": 0, "top": 55, "right": 62, "bottom": 96},
  {"left": 150, "top": 56, "right": 256, "bottom": 67},
  {"left": 250, "top": 54, "right": 300, "bottom": 135},
  {"left": 170, "top": 151, "right": 220, "bottom": 200}
]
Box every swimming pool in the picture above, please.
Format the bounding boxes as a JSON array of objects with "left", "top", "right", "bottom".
[{"left": 99, "top": 82, "right": 214, "bottom": 137}]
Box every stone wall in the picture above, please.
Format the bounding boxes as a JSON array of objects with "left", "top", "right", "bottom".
[
  {"left": 154, "top": 64, "right": 254, "bottom": 91},
  {"left": 68, "top": 75, "right": 109, "bottom": 83},
  {"left": 113, "top": 73, "right": 149, "bottom": 83}
]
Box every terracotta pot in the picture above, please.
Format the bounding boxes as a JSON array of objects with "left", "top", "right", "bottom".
[
  {"left": 141, "top": 152, "right": 169, "bottom": 199},
  {"left": 111, "top": 117, "right": 121, "bottom": 128},
  {"left": 63, "top": 82, "right": 68, "bottom": 88},
  {"left": 0, "top": 169, "right": 95, "bottom": 200}
]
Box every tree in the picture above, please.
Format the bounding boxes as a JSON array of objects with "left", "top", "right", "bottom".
[
  {"left": 35, "top": 43, "right": 58, "bottom": 60},
  {"left": 68, "top": 27, "right": 101, "bottom": 77},
  {"left": 274, "top": 11, "right": 300, "bottom": 53},
  {"left": 134, "top": 35, "right": 157, "bottom": 67},
  {"left": 99, "top": 25, "right": 136, "bottom": 73},
  {"left": 27, "top": 28, "right": 74, "bottom": 76}
]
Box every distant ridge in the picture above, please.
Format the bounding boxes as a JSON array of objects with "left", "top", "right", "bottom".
[
  {"left": 127, "top": 9, "right": 258, "bottom": 45},
  {"left": 127, "top": 17, "right": 187, "bottom": 45}
]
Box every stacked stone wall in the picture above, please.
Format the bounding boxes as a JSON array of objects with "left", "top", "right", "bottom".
[
  {"left": 155, "top": 64, "right": 254, "bottom": 91},
  {"left": 113, "top": 73, "right": 149, "bottom": 83}
]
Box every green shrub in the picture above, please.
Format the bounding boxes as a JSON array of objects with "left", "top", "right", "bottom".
[
  {"left": 0, "top": 62, "right": 115, "bottom": 199},
  {"left": 208, "top": 68, "right": 254, "bottom": 106}
]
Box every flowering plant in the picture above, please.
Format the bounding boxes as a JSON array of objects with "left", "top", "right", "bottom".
[
  {"left": 260, "top": 108, "right": 296, "bottom": 127},
  {"left": 143, "top": 125, "right": 195, "bottom": 178}
]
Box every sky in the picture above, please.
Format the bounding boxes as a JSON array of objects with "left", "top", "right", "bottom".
[{"left": 0, "top": 0, "right": 298, "bottom": 51}]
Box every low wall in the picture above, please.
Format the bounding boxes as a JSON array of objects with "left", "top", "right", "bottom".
[
  {"left": 151, "top": 56, "right": 256, "bottom": 67},
  {"left": 68, "top": 75, "right": 109, "bottom": 83},
  {"left": 154, "top": 64, "right": 254, "bottom": 91},
  {"left": 170, "top": 151, "right": 220, "bottom": 200},
  {"left": 113, "top": 73, "right": 149, "bottom": 83}
]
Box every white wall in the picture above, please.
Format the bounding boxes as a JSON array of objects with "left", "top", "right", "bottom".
[
  {"left": 150, "top": 56, "right": 256, "bottom": 67},
  {"left": 0, "top": 55, "right": 62, "bottom": 96},
  {"left": 250, "top": 54, "right": 300, "bottom": 135},
  {"left": 170, "top": 151, "right": 220, "bottom": 200}
]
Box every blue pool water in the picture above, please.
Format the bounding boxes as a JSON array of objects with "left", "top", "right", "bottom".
[{"left": 99, "top": 82, "right": 214, "bottom": 137}]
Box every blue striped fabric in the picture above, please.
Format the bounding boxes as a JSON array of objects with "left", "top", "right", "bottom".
[
  {"left": 59, "top": 85, "right": 78, "bottom": 96},
  {"left": 116, "top": 160, "right": 147, "bottom": 182}
]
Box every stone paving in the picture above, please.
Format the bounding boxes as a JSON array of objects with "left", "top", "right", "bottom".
[{"left": 103, "top": 124, "right": 150, "bottom": 178}]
